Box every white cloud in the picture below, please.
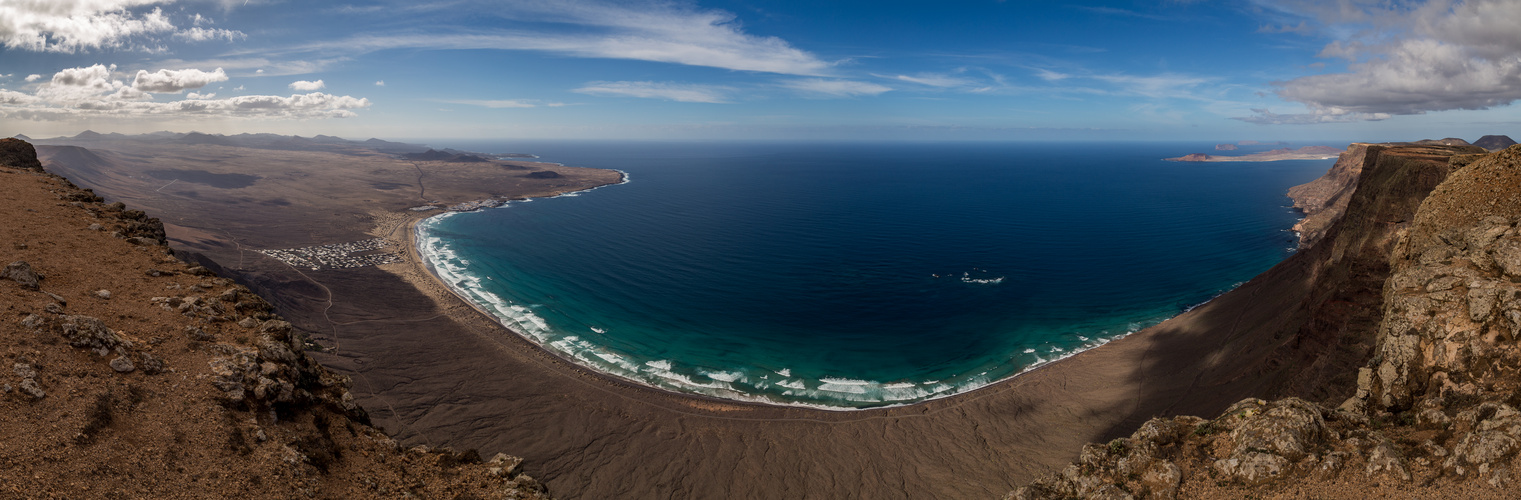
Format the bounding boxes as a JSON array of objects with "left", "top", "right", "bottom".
[
  {"left": 173, "top": 26, "right": 245, "bottom": 42},
  {"left": 291, "top": 1, "right": 833, "bottom": 76},
  {"left": 25, "top": 74, "right": 43, "bottom": 82},
  {"left": 0, "top": 90, "right": 40, "bottom": 106},
  {"left": 1034, "top": 69, "right": 1071, "bottom": 82},
  {"left": 0, "top": 1, "right": 174, "bottom": 53},
  {"left": 1234, "top": 107, "right": 1390, "bottom": 125},
  {"left": 882, "top": 72, "right": 978, "bottom": 88},
  {"left": 374, "top": 80, "right": 385, "bottom": 86},
  {"left": 154, "top": 57, "right": 337, "bottom": 77},
  {"left": 444, "top": 99, "right": 541, "bottom": 108},
  {"left": 0, "top": 64, "right": 371, "bottom": 121},
  {"left": 1092, "top": 74, "right": 1210, "bottom": 99},
  {"left": 781, "top": 79, "right": 891, "bottom": 98},
  {"left": 573, "top": 81, "right": 731, "bottom": 103},
  {"left": 132, "top": 67, "right": 228, "bottom": 93},
  {"left": 289, "top": 79, "right": 325, "bottom": 91},
  {"left": 1245, "top": 0, "right": 1521, "bottom": 123}
]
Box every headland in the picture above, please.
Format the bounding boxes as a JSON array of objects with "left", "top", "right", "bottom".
[{"left": 1165, "top": 145, "right": 1344, "bottom": 162}]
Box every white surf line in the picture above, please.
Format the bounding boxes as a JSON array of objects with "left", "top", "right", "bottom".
[{"left": 155, "top": 179, "right": 178, "bottom": 192}]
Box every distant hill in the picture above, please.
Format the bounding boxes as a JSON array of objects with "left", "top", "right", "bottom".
[
  {"left": 1474, "top": 134, "right": 1517, "bottom": 151},
  {"left": 402, "top": 149, "right": 492, "bottom": 163},
  {"left": 34, "top": 145, "right": 113, "bottom": 178},
  {"left": 35, "top": 131, "right": 434, "bottom": 156},
  {"left": 1166, "top": 145, "right": 1343, "bottom": 162},
  {"left": 1412, "top": 137, "right": 1471, "bottom": 146}
]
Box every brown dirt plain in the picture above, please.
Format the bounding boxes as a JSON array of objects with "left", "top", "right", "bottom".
[{"left": 30, "top": 136, "right": 1415, "bottom": 499}]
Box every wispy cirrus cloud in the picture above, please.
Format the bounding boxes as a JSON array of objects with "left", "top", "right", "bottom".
[
  {"left": 276, "top": 0, "right": 833, "bottom": 76},
  {"left": 440, "top": 99, "right": 566, "bottom": 108},
  {"left": 781, "top": 79, "right": 891, "bottom": 98},
  {"left": 1075, "top": 6, "right": 1171, "bottom": 21},
  {"left": 877, "top": 72, "right": 979, "bottom": 88},
  {"left": 1241, "top": 0, "right": 1521, "bottom": 124},
  {"left": 573, "top": 81, "right": 732, "bottom": 103}
]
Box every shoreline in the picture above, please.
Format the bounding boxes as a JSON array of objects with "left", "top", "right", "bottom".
[
  {"left": 319, "top": 152, "right": 1345, "bottom": 497},
  {"left": 390, "top": 169, "right": 1277, "bottom": 413}
]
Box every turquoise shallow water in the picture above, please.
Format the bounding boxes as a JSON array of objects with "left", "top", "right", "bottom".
[{"left": 415, "top": 141, "right": 1335, "bottom": 409}]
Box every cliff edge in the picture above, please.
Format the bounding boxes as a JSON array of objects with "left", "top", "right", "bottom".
[
  {"left": 0, "top": 140, "right": 550, "bottom": 499},
  {"left": 1286, "top": 143, "right": 1371, "bottom": 248},
  {"left": 1013, "top": 145, "right": 1521, "bottom": 499}
]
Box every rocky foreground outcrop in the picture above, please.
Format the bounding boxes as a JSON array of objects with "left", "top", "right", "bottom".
[
  {"left": 1, "top": 139, "right": 550, "bottom": 499},
  {"left": 1013, "top": 145, "right": 1521, "bottom": 499}
]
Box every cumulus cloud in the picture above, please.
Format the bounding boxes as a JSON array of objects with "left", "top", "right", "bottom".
[
  {"left": 132, "top": 67, "right": 228, "bottom": 93},
  {"left": 0, "top": 1, "right": 252, "bottom": 53},
  {"left": 25, "top": 74, "right": 43, "bottom": 82},
  {"left": 299, "top": 0, "right": 833, "bottom": 76},
  {"left": 1243, "top": 0, "right": 1521, "bottom": 123},
  {"left": 573, "top": 81, "right": 731, "bottom": 103},
  {"left": 0, "top": 64, "right": 370, "bottom": 121},
  {"left": 289, "top": 80, "right": 325, "bottom": 91},
  {"left": 780, "top": 79, "right": 892, "bottom": 98},
  {"left": 0, "top": 1, "right": 174, "bottom": 52},
  {"left": 374, "top": 80, "right": 385, "bottom": 86}
]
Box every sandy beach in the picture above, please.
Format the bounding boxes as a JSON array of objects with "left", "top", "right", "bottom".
[
  {"left": 34, "top": 137, "right": 1380, "bottom": 498},
  {"left": 313, "top": 187, "right": 1344, "bottom": 498}
]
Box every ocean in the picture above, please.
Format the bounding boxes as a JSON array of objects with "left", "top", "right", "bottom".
[{"left": 414, "top": 141, "right": 1336, "bottom": 409}]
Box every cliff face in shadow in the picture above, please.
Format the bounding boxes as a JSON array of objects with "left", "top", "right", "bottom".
[
  {"left": 1094, "top": 143, "right": 1482, "bottom": 432},
  {"left": 1016, "top": 145, "right": 1521, "bottom": 500}
]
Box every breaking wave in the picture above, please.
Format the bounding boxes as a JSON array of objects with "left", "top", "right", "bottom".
[{"left": 419, "top": 214, "right": 1170, "bottom": 410}]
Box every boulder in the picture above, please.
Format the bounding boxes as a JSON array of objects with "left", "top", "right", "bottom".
[
  {"left": 2, "top": 261, "right": 41, "bottom": 289},
  {"left": 109, "top": 355, "right": 135, "bottom": 373},
  {"left": 19, "top": 378, "right": 45, "bottom": 399},
  {"left": 0, "top": 138, "right": 43, "bottom": 170},
  {"left": 57, "top": 315, "right": 128, "bottom": 355}
]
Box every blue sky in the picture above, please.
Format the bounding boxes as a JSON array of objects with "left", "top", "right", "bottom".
[{"left": 2, "top": 0, "right": 1520, "bottom": 142}]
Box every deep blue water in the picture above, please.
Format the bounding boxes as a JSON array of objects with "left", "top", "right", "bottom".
[{"left": 415, "top": 141, "right": 1335, "bottom": 409}]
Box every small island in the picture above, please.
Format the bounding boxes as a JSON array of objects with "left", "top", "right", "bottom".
[{"left": 1165, "top": 145, "right": 1343, "bottom": 162}]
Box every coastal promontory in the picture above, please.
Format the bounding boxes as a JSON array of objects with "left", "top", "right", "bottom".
[{"left": 1016, "top": 143, "right": 1521, "bottom": 499}]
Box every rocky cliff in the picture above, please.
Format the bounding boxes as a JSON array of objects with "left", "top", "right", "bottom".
[
  {"left": 1014, "top": 145, "right": 1521, "bottom": 499},
  {"left": 0, "top": 140, "right": 550, "bottom": 499},
  {"left": 1287, "top": 143, "right": 1370, "bottom": 248}
]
